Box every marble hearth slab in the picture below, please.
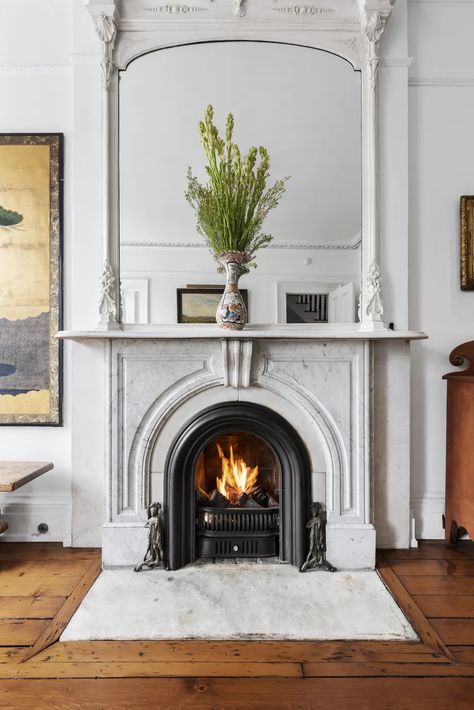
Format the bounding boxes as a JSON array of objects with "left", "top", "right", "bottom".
[{"left": 61, "top": 564, "right": 417, "bottom": 641}]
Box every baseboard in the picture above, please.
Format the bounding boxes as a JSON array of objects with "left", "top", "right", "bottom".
[
  {"left": 0, "top": 492, "right": 71, "bottom": 544},
  {"left": 411, "top": 492, "right": 445, "bottom": 541},
  {"left": 0, "top": 490, "right": 451, "bottom": 548}
]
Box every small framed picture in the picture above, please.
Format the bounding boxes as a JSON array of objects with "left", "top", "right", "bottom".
[
  {"left": 177, "top": 287, "right": 249, "bottom": 324},
  {"left": 461, "top": 196, "right": 474, "bottom": 290}
]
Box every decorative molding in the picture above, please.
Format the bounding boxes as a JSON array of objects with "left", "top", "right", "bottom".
[
  {"left": 409, "top": 0, "right": 474, "bottom": 5},
  {"left": 259, "top": 352, "right": 358, "bottom": 520},
  {"left": 120, "top": 237, "right": 362, "bottom": 250},
  {"left": 123, "top": 359, "right": 220, "bottom": 517},
  {"left": 410, "top": 491, "right": 445, "bottom": 541},
  {"left": 349, "top": 231, "right": 362, "bottom": 248},
  {"left": 361, "top": 10, "right": 389, "bottom": 90},
  {"left": 0, "top": 64, "right": 70, "bottom": 74},
  {"left": 232, "top": 0, "right": 247, "bottom": 18},
  {"left": 273, "top": 6, "right": 336, "bottom": 15},
  {"left": 365, "top": 260, "right": 384, "bottom": 321},
  {"left": 409, "top": 77, "right": 474, "bottom": 86},
  {"left": 381, "top": 57, "right": 413, "bottom": 68},
  {"left": 222, "top": 339, "right": 252, "bottom": 388},
  {"left": 95, "top": 12, "right": 117, "bottom": 90},
  {"left": 98, "top": 258, "right": 118, "bottom": 325},
  {"left": 144, "top": 5, "right": 208, "bottom": 14},
  {"left": 359, "top": 3, "right": 393, "bottom": 331},
  {"left": 0, "top": 492, "right": 71, "bottom": 544}
]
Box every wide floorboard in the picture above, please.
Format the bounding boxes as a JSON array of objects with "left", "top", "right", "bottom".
[{"left": 0, "top": 540, "right": 474, "bottom": 708}]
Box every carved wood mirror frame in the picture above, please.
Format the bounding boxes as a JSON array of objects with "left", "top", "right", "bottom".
[{"left": 85, "top": 0, "right": 395, "bottom": 331}]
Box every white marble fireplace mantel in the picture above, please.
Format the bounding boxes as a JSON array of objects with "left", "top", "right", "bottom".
[
  {"left": 63, "top": 326, "right": 426, "bottom": 570},
  {"left": 57, "top": 324, "right": 427, "bottom": 341}
]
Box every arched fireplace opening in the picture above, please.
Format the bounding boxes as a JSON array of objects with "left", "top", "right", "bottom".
[{"left": 164, "top": 402, "right": 311, "bottom": 570}]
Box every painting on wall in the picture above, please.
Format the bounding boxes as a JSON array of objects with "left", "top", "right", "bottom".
[
  {"left": 461, "top": 196, "right": 474, "bottom": 290},
  {"left": 0, "top": 134, "right": 63, "bottom": 425},
  {"left": 177, "top": 287, "right": 248, "bottom": 324}
]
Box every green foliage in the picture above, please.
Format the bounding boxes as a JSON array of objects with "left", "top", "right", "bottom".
[
  {"left": 0, "top": 206, "right": 23, "bottom": 227},
  {"left": 185, "top": 105, "right": 288, "bottom": 264}
]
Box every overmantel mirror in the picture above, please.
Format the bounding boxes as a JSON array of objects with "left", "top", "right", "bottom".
[{"left": 86, "top": 0, "right": 396, "bottom": 331}]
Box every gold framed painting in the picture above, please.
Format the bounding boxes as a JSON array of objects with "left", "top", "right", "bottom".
[
  {"left": 177, "top": 287, "right": 249, "bottom": 324},
  {"left": 461, "top": 196, "right": 474, "bottom": 291},
  {"left": 0, "top": 134, "right": 63, "bottom": 425}
]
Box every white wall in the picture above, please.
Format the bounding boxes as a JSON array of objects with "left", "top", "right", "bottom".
[
  {"left": 408, "top": 0, "right": 474, "bottom": 539},
  {"left": 0, "top": 0, "right": 73, "bottom": 542}
]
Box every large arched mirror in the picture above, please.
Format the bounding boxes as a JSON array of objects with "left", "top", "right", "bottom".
[{"left": 119, "top": 41, "right": 361, "bottom": 324}]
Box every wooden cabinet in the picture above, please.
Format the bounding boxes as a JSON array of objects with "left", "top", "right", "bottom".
[{"left": 443, "top": 341, "right": 474, "bottom": 543}]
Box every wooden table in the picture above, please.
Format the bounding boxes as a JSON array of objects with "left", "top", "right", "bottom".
[{"left": 0, "top": 462, "right": 53, "bottom": 534}]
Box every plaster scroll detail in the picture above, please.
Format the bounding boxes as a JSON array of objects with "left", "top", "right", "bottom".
[
  {"left": 95, "top": 12, "right": 117, "bottom": 90},
  {"left": 99, "top": 258, "right": 118, "bottom": 324}
]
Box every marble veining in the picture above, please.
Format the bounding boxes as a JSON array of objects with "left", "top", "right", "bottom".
[
  {"left": 61, "top": 565, "right": 418, "bottom": 641},
  {"left": 104, "top": 337, "right": 377, "bottom": 570}
]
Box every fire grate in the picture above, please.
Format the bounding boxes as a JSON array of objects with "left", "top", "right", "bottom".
[{"left": 196, "top": 506, "right": 280, "bottom": 558}]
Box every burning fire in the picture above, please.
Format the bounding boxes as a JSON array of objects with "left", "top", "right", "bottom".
[{"left": 216, "top": 443, "right": 259, "bottom": 504}]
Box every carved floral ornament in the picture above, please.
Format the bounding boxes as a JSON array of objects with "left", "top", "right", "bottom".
[
  {"left": 143, "top": 3, "right": 337, "bottom": 20},
  {"left": 361, "top": 9, "right": 391, "bottom": 88},
  {"left": 99, "top": 258, "right": 118, "bottom": 323},
  {"left": 94, "top": 12, "right": 117, "bottom": 89}
]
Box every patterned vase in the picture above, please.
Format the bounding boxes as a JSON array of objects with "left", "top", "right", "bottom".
[{"left": 216, "top": 251, "right": 249, "bottom": 330}]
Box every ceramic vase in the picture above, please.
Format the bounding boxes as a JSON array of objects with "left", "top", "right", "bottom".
[{"left": 216, "top": 251, "right": 249, "bottom": 330}]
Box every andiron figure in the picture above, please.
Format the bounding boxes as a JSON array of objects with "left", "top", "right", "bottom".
[
  {"left": 300, "top": 502, "right": 337, "bottom": 573},
  {"left": 134, "top": 501, "right": 166, "bottom": 572}
]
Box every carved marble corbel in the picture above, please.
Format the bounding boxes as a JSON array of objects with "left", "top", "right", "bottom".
[{"left": 222, "top": 339, "right": 253, "bottom": 388}]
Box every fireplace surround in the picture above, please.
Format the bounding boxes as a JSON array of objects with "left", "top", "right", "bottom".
[
  {"left": 166, "top": 401, "right": 311, "bottom": 570},
  {"left": 58, "top": 328, "right": 423, "bottom": 570}
]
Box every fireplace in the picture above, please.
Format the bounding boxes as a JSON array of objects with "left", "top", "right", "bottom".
[
  {"left": 195, "top": 431, "right": 280, "bottom": 559},
  {"left": 165, "top": 402, "right": 311, "bottom": 570},
  {"left": 99, "top": 336, "right": 392, "bottom": 570}
]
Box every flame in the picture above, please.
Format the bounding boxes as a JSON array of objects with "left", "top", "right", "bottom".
[{"left": 216, "top": 442, "right": 259, "bottom": 504}]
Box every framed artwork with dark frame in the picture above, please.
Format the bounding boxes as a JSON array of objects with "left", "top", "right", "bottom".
[
  {"left": 0, "top": 134, "right": 63, "bottom": 425},
  {"left": 461, "top": 196, "right": 474, "bottom": 290},
  {"left": 177, "top": 286, "right": 249, "bottom": 324}
]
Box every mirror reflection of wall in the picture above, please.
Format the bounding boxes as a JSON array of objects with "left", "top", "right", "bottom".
[{"left": 119, "top": 41, "right": 362, "bottom": 325}]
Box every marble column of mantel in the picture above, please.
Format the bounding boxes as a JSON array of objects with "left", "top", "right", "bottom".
[{"left": 56, "top": 324, "right": 427, "bottom": 341}]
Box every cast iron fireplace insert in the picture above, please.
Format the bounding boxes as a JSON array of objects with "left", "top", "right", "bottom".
[{"left": 164, "top": 402, "right": 311, "bottom": 570}]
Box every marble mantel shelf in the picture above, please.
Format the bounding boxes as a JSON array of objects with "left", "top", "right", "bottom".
[{"left": 56, "top": 324, "right": 428, "bottom": 341}]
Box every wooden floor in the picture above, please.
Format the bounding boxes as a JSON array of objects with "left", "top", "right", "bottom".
[{"left": 1, "top": 542, "right": 474, "bottom": 708}]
